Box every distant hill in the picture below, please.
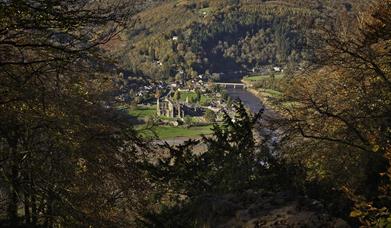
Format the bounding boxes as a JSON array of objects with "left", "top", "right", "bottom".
[{"left": 110, "top": 0, "right": 368, "bottom": 80}]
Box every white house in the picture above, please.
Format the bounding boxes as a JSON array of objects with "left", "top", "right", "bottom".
[{"left": 273, "top": 66, "right": 281, "bottom": 72}]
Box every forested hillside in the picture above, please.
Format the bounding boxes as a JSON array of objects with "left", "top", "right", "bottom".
[{"left": 112, "top": 0, "right": 366, "bottom": 80}]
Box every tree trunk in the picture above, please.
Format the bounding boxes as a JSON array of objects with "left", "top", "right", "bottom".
[
  {"left": 44, "top": 193, "right": 53, "bottom": 228},
  {"left": 31, "top": 195, "right": 37, "bottom": 226},
  {"left": 31, "top": 176, "right": 37, "bottom": 226},
  {"left": 6, "top": 138, "right": 20, "bottom": 226},
  {"left": 8, "top": 165, "right": 19, "bottom": 226},
  {"left": 24, "top": 189, "right": 31, "bottom": 224}
]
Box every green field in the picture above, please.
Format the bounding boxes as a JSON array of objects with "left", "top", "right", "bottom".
[
  {"left": 243, "top": 73, "right": 284, "bottom": 82},
  {"left": 179, "top": 91, "right": 212, "bottom": 104},
  {"left": 259, "top": 89, "right": 283, "bottom": 98},
  {"left": 128, "top": 105, "right": 156, "bottom": 118},
  {"left": 139, "top": 125, "right": 214, "bottom": 139}
]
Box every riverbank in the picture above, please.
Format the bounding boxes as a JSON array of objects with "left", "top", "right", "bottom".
[{"left": 241, "top": 79, "right": 288, "bottom": 117}]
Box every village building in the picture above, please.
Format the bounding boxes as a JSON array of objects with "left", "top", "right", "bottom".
[
  {"left": 156, "top": 92, "right": 204, "bottom": 119},
  {"left": 273, "top": 66, "right": 282, "bottom": 72},
  {"left": 157, "top": 97, "right": 185, "bottom": 118}
]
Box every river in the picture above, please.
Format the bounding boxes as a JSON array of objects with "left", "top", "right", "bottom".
[
  {"left": 226, "top": 87, "right": 264, "bottom": 113},
  {"left": 217, "top": 72, "right": 264, "bottom": 113}
]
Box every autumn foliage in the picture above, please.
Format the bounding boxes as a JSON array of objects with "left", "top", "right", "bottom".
[{"left": 282, "top": 0, "right": 391, "bottom": 225}]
